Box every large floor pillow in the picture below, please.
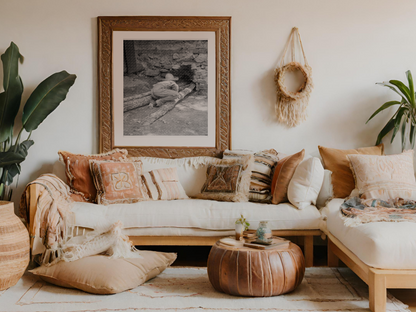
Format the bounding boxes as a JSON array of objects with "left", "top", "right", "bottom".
[{"left": 29, "top": 251, "right": 176, "bottom": 294}]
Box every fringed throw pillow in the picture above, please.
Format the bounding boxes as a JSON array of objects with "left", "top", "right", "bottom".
[
  {"left": 58, "top": 149, "right": 128, "bottom": 202},
  {"left": 223, "top": 149, "right": 282, "bottom": 203},
  {"left": 89, "top": 158, "right": 149, "bottom": 205},
  {"left": 196, "top": 155, "right": 254, "bottom": 202}
]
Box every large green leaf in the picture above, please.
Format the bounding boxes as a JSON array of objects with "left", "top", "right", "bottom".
[
  {"left": 401, "top": 118, "right": 407, "bottom": 152},
  {"left": 411, "top": 123, "right": 416, "bottom": 149},
  {"left": 0, "top": 42, "right": 24, "bottom": 143},
  {"left": 0, "top": 151, "right": 25, "bottom": 167},
  {"left": 22, "top": 71, "right": 76, "bottom": 132},
  {"left": 406, "top": 70, "right": 415, "bottom": 108},
  {"left": 390, "top": 79, "right": 412, "bottom": 104},
  {"left": 366, "top": 100, "right": 401, "bottom": 123},
  {"left": 390, "top": 108, "right": 407, "bottom": 143},
  {"left": 376, "top": 117, "right": 396, "bottom": 145},
  {"left": 377, "top": 82, "right": 405, "bottom": 101}
]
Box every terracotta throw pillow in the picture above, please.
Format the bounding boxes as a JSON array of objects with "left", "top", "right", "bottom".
[
  {"left": 197, "top": 155, "right": 254, "bottom": 202},
  {"left": 348, "top": 150, "right": 416, "bottom": 200},
  {"left": 90, "top": 159, "right": 149, "bottom": 205},
  {"left": 318, "top": 144, "right": 384, "bottom": 198},
  {"left": 271, "top": 150, "right": 305, "bottom": 204},
  {"left": 58, "top": 149, "right": 128, "bottom": 202},
  {"left": 29, "top": 251, "right": 177, "bottom": 294}
]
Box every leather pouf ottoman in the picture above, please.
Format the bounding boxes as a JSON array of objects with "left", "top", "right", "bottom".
[{"left": 207, "top": 241, "right": 305, "bottom": 297}]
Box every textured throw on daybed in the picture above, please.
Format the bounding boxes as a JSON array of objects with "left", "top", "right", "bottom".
[
  {"left": 20, "top": 174, "right": 141, "bottom": 266},
  {"left": 340, "top": 196, "right": 416, "bottom": 227}
]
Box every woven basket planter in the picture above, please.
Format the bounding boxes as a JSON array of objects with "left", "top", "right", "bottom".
[{"left": 0, "top": 201, "right": 30, "bottom": 290}]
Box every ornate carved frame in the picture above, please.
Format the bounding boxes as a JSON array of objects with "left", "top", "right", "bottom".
[{"left": 98, "top": 16, "right": 231, "bottom": 158}]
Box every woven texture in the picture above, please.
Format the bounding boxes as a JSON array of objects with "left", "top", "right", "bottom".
[{"left": 0, "top": 202, "right": 29, "bottom": 291}]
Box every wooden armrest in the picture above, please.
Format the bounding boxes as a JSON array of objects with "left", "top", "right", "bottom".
[{"left": 28, "top": 183, "right": 40, "bottom": 236}]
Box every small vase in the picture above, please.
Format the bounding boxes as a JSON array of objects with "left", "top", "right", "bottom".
[
  {"left": 256, "top": 221, "right": 272, "bottom": 242},
  {"left": 0, "top": 201, "right": 30, "bottom": 290},
  {"left": 235, "top": 223, "right": 244, "bottom": 240}
]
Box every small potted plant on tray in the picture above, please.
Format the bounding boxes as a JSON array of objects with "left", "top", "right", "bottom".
[{"left": 235, "top": 214, "right": 250, "bottom": 240}]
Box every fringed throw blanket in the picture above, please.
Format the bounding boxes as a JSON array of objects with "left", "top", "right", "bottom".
[
  {"left": 341, "top": 196, "right": 416, "bottom": 227},
  {"left": 20, "top": 174, "right": 141, "bottom": 266}
]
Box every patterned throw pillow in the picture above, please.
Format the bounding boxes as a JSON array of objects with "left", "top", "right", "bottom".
[
  {"left": 89, "top": 159, "right": 149, "bottom": 205},
  {"left": 197, "top": 155, "right": 254, "bottom": 202},
  {"left": 142, "top": 168, "right": 188, "bottom": 200},
  {"left": 223, "top": 149, "right": 281, "bottom": 202},
  {"left": 59, "top": 149, "right": 128, "bottom": 202},
  {"left": 348, "top": 150, "right": 416, "bottom": 200}
]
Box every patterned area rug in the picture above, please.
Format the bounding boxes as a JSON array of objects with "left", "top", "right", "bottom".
[{"left": 0, "top": 267, "right": 410, "bottom": 312}]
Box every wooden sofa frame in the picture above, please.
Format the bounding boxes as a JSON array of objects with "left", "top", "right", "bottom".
[
  {"left": 28, "top": 184, "right": 320, "bottom": 267},
  {"left": 327, "top": 232, "right": 416, "bottom": 312}
]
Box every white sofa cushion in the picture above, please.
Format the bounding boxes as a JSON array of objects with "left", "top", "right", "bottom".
[
  {"left": 324, "top": 198, "right": 416, "bottom": 269},
  {"left": 288, "top": 157, "right": 324, "bottom": 209},
  {"left": 316, "top": 170, "right": 333, "bottom": 209},
  {"left": 72, "top": 199, "right": 322, "bottom": 232}
]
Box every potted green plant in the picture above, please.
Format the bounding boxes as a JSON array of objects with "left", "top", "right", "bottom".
[
  {"left": 367, "top": 70, "right": 416, "bottom": 151},
  {"left": 235, "top": 214, "right": 250, "bottom": 240},
  {"left": 0, "top": 42, "right": 76, "bottom": 290},
  {"left": 0, "top": 42, "right": 76, "bottom": 200}
]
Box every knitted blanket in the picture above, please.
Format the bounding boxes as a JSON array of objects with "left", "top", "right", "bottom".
[
  {"left": 341, "top": 196, "right": 416, "bottom": 227},
  {"left": 20, "top": 174, "right": 141, "bottom": 266}
]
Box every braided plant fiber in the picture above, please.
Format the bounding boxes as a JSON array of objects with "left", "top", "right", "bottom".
[{"left": 275, "top": 28, "right": 313, "bottom": 127}]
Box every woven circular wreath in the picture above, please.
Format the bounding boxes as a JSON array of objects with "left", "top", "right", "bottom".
[{"left": 275, "top": 62, "right": 312, "bottom": 100}]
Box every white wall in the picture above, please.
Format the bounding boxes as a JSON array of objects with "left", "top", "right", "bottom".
[{"left": 1, "top": 0, "right": 416, "bottom": 205}]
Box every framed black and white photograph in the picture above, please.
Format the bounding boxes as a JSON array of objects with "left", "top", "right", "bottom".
[{"left": 98, "top": 16, "right": 231, "bottom": 158}]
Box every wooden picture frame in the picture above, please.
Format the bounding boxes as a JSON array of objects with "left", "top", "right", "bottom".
[{"left": 98, "top": 16, "right": 231, "bottom": 158}]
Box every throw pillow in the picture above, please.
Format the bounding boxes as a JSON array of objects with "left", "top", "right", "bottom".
[
  {"left": 90, "top": 159, "right": 149, "bottom": 205},
  {"left": 149, "top": 167, "right": 188, "bottom": 200},
  {"left": 58, "top": 149, "right": 128, "bottom": 202},
  {"left": 271, "top": 149, "right": 305, "bottom": 204},
  {"left": 287, "top": 157, "right": 325, "bottom": 209},
  {"left": 196, "top": 155, "right": 254, "bottom": 202},
  {"left": 318, "top": 144, "right": 384, "bottom": 198},
  {"left": 223, "top": 149, "right": 281, "bottom": 203},
  {"left": 316, "top": 170, "right": 334, "bottom": 208},
  {"left": 29, "top": 251, "right": 177, "bottom": 294},
  {"left": 348, "top": 150, "right": 416, "bottom": 200}
]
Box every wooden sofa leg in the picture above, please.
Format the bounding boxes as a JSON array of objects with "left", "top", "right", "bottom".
[
  {"left": 369, "top": 269, "right": 386, "bottom": 312},
  {"left": 327, "top": 239, "right": 339, "bottom": 267},
  {"left": 304, "top": 235, "right": 313, "bottom": 267}
]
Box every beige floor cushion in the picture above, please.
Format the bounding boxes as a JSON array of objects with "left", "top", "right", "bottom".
[{"left": 29, "top": 251, "right": 176, "bottom": 294}]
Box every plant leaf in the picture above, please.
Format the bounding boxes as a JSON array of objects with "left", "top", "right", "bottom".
[
  {"left": 1, "top": 163, "right": 20, "bottom": 185},
  {"left": 401, "top": 118, "right": 407, "bottom": 152},
  {"left": 391, "top": 108, "right": 407, "bottom": 143},
  {"left": 406, "top": 70, "right": 415, "bottom": 108},
  {"left": 366, "top": 101, "right": 401, "bottom": 123},
  {"left": 390, "top": 79, "right": 412, "bottom": 104},
  {"left": 377, "top": 82, "right": 406, "bottom": 101},
  {"left": 376, "top": 117, "right": 396, "bottom": 145},
  {"left": 22, "top": 71, "right": 76, "bottom": 132},
  {"left": 0, "top": 151, "right": 25, "bottom": 167},
  {"left": 0, "top": 42, "right": 24, "bottom": 143},
  {"left": 411, "top": 123, "right": 416, "bottom": 149}
]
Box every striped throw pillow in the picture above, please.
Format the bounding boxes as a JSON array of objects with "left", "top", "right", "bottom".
[
  {"left": 223, "top": 149, "right": 282, "bottom": 203},
  {"left": 148, "top": 167, "right": 188, "bottom": 200}
]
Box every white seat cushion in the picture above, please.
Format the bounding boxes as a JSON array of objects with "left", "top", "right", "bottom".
[
  {"left": 324, "top": 198, "right": 416, "bottom": 269},
  {"left": 72, "top": 199, "right": 322, "bottom": 232}
]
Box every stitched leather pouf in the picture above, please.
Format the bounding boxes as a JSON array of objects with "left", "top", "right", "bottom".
[
  {"left": 207, "top": 241, "right": 305, "bottom": 297},
  {"left": 0, "top": 201, "right": 30, "bottom": 290}
]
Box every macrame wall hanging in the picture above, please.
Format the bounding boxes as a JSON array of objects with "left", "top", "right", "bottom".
[{"left": 275, "top": 27, "right": 313, "bottom": 127}]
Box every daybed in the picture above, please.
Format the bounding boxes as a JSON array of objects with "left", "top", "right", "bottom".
[
  {"left": 323, "top": 198, "right": 416, "bottom": 312},
  {"left": 25, "top": 156, "right": 325, "bottom": 267}
]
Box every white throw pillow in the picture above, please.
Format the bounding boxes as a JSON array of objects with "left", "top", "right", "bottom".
[
  {"left": 316, "top": 170, "right": 333, "bottom": 208},
  {"left": 288, "top": 157, "right": 324, "bottom": 209}
]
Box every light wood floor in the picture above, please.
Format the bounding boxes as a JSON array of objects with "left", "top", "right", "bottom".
[{"left": 138, "top": 245, "right": 416, "bottom": 310}]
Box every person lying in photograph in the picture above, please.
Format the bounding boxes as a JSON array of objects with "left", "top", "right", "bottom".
[{"left": 150, "top": 73, "right": 180, "bottom": 107}]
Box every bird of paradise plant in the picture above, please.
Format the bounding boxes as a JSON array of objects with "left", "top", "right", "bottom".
[{"left": 0, "top": 42, "right": 76, "bottom": 200}]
